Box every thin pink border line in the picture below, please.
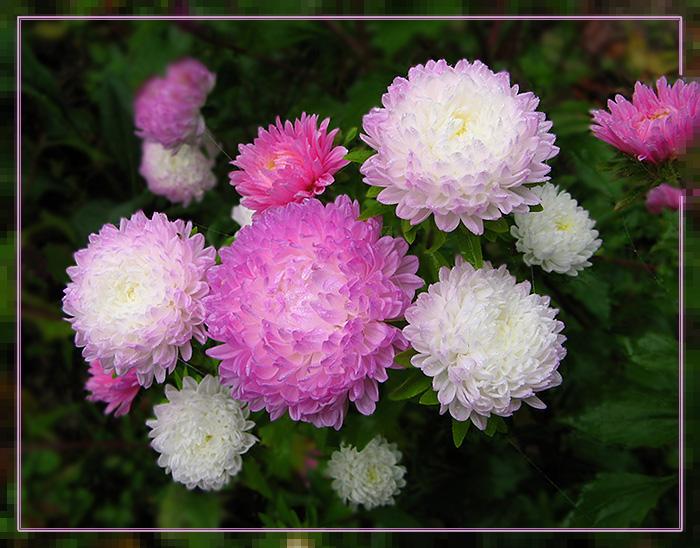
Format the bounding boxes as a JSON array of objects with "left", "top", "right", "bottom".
[
  {"left": 678, "top": 193, "right": 685, "bottom": 532},
  {"left": 15, "top": 15, "right": 685, "bottom": 534}
]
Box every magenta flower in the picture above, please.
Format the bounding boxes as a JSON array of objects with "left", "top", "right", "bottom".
[
  {"left": 591, "top": 77, "right": 700, "bottom": 163},
  {"left": 646, "top": 184, "right": 683, "bottom": 214},
  {"left": 85, "top": 360, "right": 141, "bottom": 417},
  {"left": 204, "top": 196, "right": 423, "bottom": 430},
  {"left": 229, "top": 113, "right": 349, "bottom": 213},
  {"left": 134, "top": 58, "right": 216, "bottom": 150},
  {"left": 63, "top": 211, "right": 216, "bottom": 387}
]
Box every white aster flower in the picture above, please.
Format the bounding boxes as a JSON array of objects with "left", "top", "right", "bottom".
[
  {"left": 139, "top": 140, "right": 217, "bottom": 207},
  {"left": 403, "top": 259, "right": 566, "bottom": 430},
  {"left": 231, "top": 203, "right": 255, "bottom": 233},
  {"left": 510, "top": 183, "right": 602, "bottom": 276},
  {"left": 147, "top": 375, "right": 257, "bottom": 491},
  {"left": 326, "top": 436, "right": 406, "bottom": 511},
  {"left": 361, "top": 59, "right": 559, "bottom": 234}
]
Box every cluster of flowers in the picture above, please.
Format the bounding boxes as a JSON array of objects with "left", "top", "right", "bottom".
[{"left": 63, "top": 57, "right": 693, "bottom": 509}]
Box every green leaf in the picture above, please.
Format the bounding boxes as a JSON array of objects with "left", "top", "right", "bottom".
[
  {"left": 459, "top": 229, "right": 483, "bottom": 268},
  {"left": 343, "top": 126, "right": 358, "bottom": 145},
  {"left": 561, "top": 271, "right": 611, "bottom": 325},
  {"left": 345, "top": 148, "right": 374, "bottom": 164},
  {"left": 419, "top": 389, "right": 439, "bottom": 406},
  {"left": 484, "top": 218, "right": 509, "bottom": 233},
  {"left": 366, "top": 186, "right": 382, "bottom": 199},
  {"left": 401, "top": 219, "right": 418, "bottom": 244},
  {"left": 452, "top": 419, "right": 471, "bottom": 448},
  {"left": 529, "top": 204, "right": 544, "bottom": 213},
  {"left": 623, "top": 332, "right": 678, "bottom": 391},
  {"left": 394, "top": 347, "right": 417, "bottom": 368},
  {"left": 483, "top": 416, "right": 507, "bottom": 437},
  {"left": 568, "top": 473, "right": 676, "bottom": 527},
  {"left": 240, "top": 459, "right": 274, "bottom": 499},
  {"left": 157, "top": 483, "right": 221, "bottom": 528},
  {"left": 388, "top": 371, "right": 432, "bottom": 401},
  {"left": 424, "top": 250, "right": 450, "bottom": 283},
  {"left": 358, "top": 198, "right": 392, "bottom": 220},
  {"left": 565, "top": 392, "right": 677, "bottom": 448},
  {"left": 426, "top": 227, "right": 447, "bottom": 254}
]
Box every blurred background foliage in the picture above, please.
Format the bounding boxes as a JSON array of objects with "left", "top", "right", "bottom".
[{"left": 20, "top": 18, "right": 681, "bottom": 529}]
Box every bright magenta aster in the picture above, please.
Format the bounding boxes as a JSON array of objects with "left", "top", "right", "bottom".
[
  {"left": 85, "top": 360, "right": 141, "bottom": 417},
  {"left": 591, "top": 77, "right": 700, "bottom": 163},
  {"left": 204, "top": 195, "right": 423, "bottom": 430},
  {"left": 229, "top": 113, "right": 349, "bottom": 213}
]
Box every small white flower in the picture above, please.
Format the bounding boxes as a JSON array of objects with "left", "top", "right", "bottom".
[
  {"left": 326, "top": 436, "right": 406, "bottom": 511},
  {"left": 139, "top": 140, "right": 217, "bottom": 207},
  {"left": 511, "top": 183, "right": 602, "bottom": 276},
  {"left": 231, "top": 204, "right": 255, "bottom": 233},
  {"left": 147, "top": 375, "right": 257, "bottom": 491},
  {"left": 403, "top": 259, "right": 566, "bottom": 430}
]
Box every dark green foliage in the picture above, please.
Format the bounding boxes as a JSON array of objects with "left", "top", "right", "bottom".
[{"left": 21, "top": 19, "right": 679, "bottom": 528}]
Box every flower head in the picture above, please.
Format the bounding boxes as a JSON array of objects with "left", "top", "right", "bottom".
[
  {"left": 147, "top": 375, "right": 257, "bottom": 491},
  {"left": 591, "top": 77, "right": 700, "bottom": 163},
  {"left": 63, "top": 211, "right": 216, "bottom": 387},
  {"left": 361, "top": 59, "right": 559, "bottom": 235},
  {"left": 511, "top": 183, "right": 602, "bottom": 276},
  {"left": 231, "top": 203, "right": 255, "bottom": 233},
  {"left": 403, "top": 259, "right": 566, "bottom": 430},
  {"left": 134, "top": 58, "right": 216, "bottom": 149},
  {"left": 205, "top": 195, "right": 423, "bottom": 430},
  {"left": 229, "top": 113, "right": 349, "bottom": 213},
  {"left": 85, "top": 360, "right": 140, "bottom": 417},
  {"left": 139, "top": 140, "right": 217, "bottom": 206},
  {"left": 326, "top": 436, "right": 406, "bottom": 511},
  {"left": 646, "top": 183, "right": 683, "bottom": 214}
]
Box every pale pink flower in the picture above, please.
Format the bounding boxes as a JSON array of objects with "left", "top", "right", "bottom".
[
  {"left": 63, "top": 212, "right": 216, "bottom": 387},
  {"left": 646, "top": 183, "right": 683, "bottom": 214},
  {"left": 134, "top": 58, "right": 216, "bottom": 149},
  {"left": 204, "top": 196, "right": 423, "bottom": 430},
  {"left": 229, "top": 113, "right": 349, "bottom": 213},
  {"left": 85, "top": 360, "right": 141, "bottom": 417},
  {"left": 591, "top": 77, "right": 700, "bottom": 163},
  {"left": 361, "top": 59, "right": 559, "bottom": 234}
]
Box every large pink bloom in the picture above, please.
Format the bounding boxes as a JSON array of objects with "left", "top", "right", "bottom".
[
  {"left": 229, "top": 113, "right": 349, "bottom": 213},
  {"left": 646, "top": 184, "right": 683, "bottom": 214},
  {"left": 134, "top": 58, "right": 216, "bottom": 150},
  {"left": 204, "top": 196, "right": 423, "bottom": 429},
  {"left": 85, "top": 360, "right": 141, "bottom": 417},
  {"left": 63, "top": 212, "right": 216, "bottom": 387},
  {"left": 591, "top": 77, "right": 700, "bottom": 163}
]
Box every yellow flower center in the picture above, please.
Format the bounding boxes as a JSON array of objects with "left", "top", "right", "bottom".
[
  {"left": 451, "top": 111, "right": 472, "bottom": 138},
  {"left": 555, "top": 219, "right": 572, "bottom": 231},
  {"left": 366, "top": 465, "right": 379, "bottom": 483},
  {"left": 646, "top": 108, "right": 671, "bottom": 122}
]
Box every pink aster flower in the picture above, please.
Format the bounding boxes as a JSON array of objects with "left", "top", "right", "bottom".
[
  {"left": 63, "top": 211, "right": 216, "bottom": 387},
  {"left": 361, "top": 59, "right": 559, "bottom": 234},
  {"left": 646, "top": 183, "right": 683, "bottom": 214},
  {"left": 229, "top": 113, "right": 349, "bottom": 213},
  {"left": 85, "top": 360, "right": 140, "bottom": 417},
  {"left": 591, "top": 77, "right": 700, "bottom": 163},
  {"left": 134, "top": 58, "right": 216, "bottom": 150},
  {"left": 204, "top": 195, "right": 423, "bottom": 430}
]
